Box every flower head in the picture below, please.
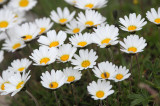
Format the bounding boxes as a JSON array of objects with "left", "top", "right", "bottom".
[
  {"left": 0, "top": 51, "right": 4, "bottom": 63},
  {"left": 119, "top": 35, "right": 147, "bottom": 54},
  {"left": 87, "top": 79, "right": 114, "bottom": 100}
]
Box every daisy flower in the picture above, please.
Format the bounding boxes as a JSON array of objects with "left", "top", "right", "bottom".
[
  {"left": 35, "top": 17, "right": 54, "bottom": 35},
  {"left": 0, "top": 0, "right": 7, "bottom": 4},
  {"left": 0, "top": 32, "right": 7, "bottom": 41},
  {"left": 87, "top": 79, "right": 114, "bottom": 100},
  {"left": 93, "top": 24, "right": 119, "bottom": 48},
  {"left": 63, "top": 67, "right": 82, "bottom": 83},
  {"left": 50, "top": 7, "right": 76, "bottom": 25},
  {"left": 29, "top": 46, "right": 58, "bottom": 66},
  {"left": 77, "top": 10, "right": 106, "bottom": 27},
  {"left": 2, "top": 38, "right": 26, "bottom": 52},
  {"left": 0, "top": 9, "right": 17, "bottom": 31},
  {"left": 92, "top": 61, "right": 116, "bottom": 80},
  {"left": 69, "top": 33, "right": 93, "bottom": 48},
  {"left": 64, "top": 0, "right": 77, "bottom": 5},
  {"left": 15, "top": 22, "right": 40, "bottom": 42},
  {"left": 8, "top": 58, "right": 32, "bottom": 73},
  {"left": 40, "top": 69, "right": 66, "bottom": 89},
  {"left": 146, "top": 7, "right": 160, "bottom": 25},
  {"left": 38, "top": 30, "right": 67, "bottom": 48},
  {"left": 8, "top": 0, "right": 37, "bottom": 11},
  {"left": 119, "top": 35, "right": 147, "bottom": 54},
  {"left": 65, "top": 19, "right": 86, "bottom": 34},
  {"left": 76, "top": 0, "right": 108, "bottom": 10},
  {"left": 57, "top": 44, "right": 77, "bottom": 63},
  {"left": 0, "top": 51, "right": 4, "bottom": 63},
  {"left": 0, "top": 70, "right": 15, "bottom": 95},
  {"left": 113, "top": 66, "right": 131, "bottom": 82},
  {"left": 71, "top": 49, "right": 98, "bottom": 70},
  {"left": 119, "top": 13, "right": 147, "bottom": 33},
  {"left": 4, "top": 71, "right": 31, "bottom": 96}
]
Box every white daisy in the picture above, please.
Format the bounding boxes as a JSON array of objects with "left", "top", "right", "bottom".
[
  {"left": 119, "top": 13, "right": 147, "bottom": 33},
  {"left": 8, "top": 0, "right": 37, "bottom": 11},
  {"left": 119, "top": 35, "right": 147, "bottom": 54},
  {"left": 38, "top": 30, "right": 67, "bottom": 48},
  {"left": 35, "top": 17, "right": 54, "bottom": 35},
  {"left": 92, "top": 61, "right": 116, "bottom": 80},
  {"left": 29, "top": 46, "right": 58, "bottom": 66},
  {"left": 64, "top": 0, "right": 77, "bottom": 5},
  {"left": 113, "top": 66, "right": 131, "bottom": 82},
  {"left": 146, "top": 7, "right": 160, "bottom": 25},
  {"left": 50, "top": 7, "right": 76, "bottom": 25},
  {"left": 15, "top": 22, "right": 40, "bottom": 42},
  {"left": 4, "top": 71, "right": 31, "bottom": 96},
  {"left": 87, "top": 79, "right": 114, "bottom": 100},
  {"left": 71, "top": 49, "right": 98, "bottom": 70},
  {"left": 2, "top": 38, "right": 26, "bottom": 52},
  {"left": 8, "top": 58, "right": 32, "bottom": 73},
  {"left": 0, "top": 0, "right": 7, "bottom": 5},
  {"left": 93, "top": 24, "right": 119, "bottom": 48},
  {"left": 77, "top": 10, "right": 106, "bottom": 27},
  {"left": 0, "top": 70, "right": 15, "bottom": 95},
  {"left": 75, "top": 0, "right": 108, "bottom": 10},
  {"left": 40, "top": 69, "right": 66, "bottom": 89},
  {"left": 0, "top": 9, "right": 17, "bottom": 31},
  {"left": 65, "top": 19, "right": 86, "bottom": 34},
  {"left": 69, "top": 33, "right": 93, "bottom": 48},
  {"left": 63, "top": 67, "right": 82, "bottom": 83},
  {"left": 57, "top": 44, "right": 77, "bottom": 63},
  {"left": 0, "top": 51, "right": 4, "bottom": 63},
  {"left": 0, "top": 32, "right": 7, "bottom": 41}
]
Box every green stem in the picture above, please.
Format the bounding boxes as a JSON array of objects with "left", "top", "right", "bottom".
[
  {"left": 100, "top": 100, "right": 102, "bottom": 106},
  {"left": 129, "top": 55, "right": 134, "bottom": 91},
  {"left": 25, "top": 90, "right": 39, "bottom": 106},
  {"left": 71, "top": 84, "right": 78, "bottom": 106},
  {"left": 118, "top": 82, "right": 121, "bottom": 106},
  {"left": 108, "top": 48, "right": 114, "bottom": 62},
  {"left": 135, "top": 54, "right": 141, "bottom": 81},
  {"left": 54, "top": 91, "right": 60, "bottom": 106}
]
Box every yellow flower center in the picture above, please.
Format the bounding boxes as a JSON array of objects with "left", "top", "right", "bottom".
[
  {"left": 67, "top": 76, "right": 75, "bottom": 82},
  {"left": 81, "top": 60, "right": 91, "bottom": 68},
  {"left": 101, "top": 38, "right": 111, "bottom": 44},
  {"left": 49, "top": 82, "right": 58, "bottom": 89},
  {"left": 16, "top": 81, "right": 24, "bottom": 89},
  {"left": 154, "top": 18, "right": 160, "bottom": 24},
  {"left": 101, "top": 72, "right": 110, "bottom": 79},
  {"left": 85, "top": 3, "right": 94, "bottom": 8},
  {"left": 0, "top": 21, "right": 9, "bottom": 28},
  {"left": 133, "top": 0, "right": 138, "bottom": 4},
  {"left": 72, "top": 28, "right": 80, "bottom": 34},
  {"left": 12, "top": 43, "right": 21, "bottom": 50},
  {"left": 116, "top": 74, "right": 124, "bottom": 80},
  {"left": 39, "top": 27, "right": 46, "bottom": 34},
  {"left": 18, "top": 67, "right": 25, "bottom": 72},
  {"left": 128, "top": 25, "right": 137, "bottom": 31},
  {"left": 1, "top": 82, "right": 9, "bottom": 90},
  {"left": 78, "top": 41, "right": 87, "bottom": 47},
  {"left": 22, "top": 35, "right": 32, "bottom": 40},
  {"left": 72, "top": 0, "right": 76, "bottom": 3},
  {"left": 60, "top": 54, "right": 69, "bottom": 62},
  {"left": 96, "top": 91, "right": 105, "bottom": 98},
  {"left": 59, "top": 18, "right": 67, "bottom": 24},
  {"left": 0, "top": 0, "right": 4, "bottom": 3},
  {"left": 19, "top": 0, "right": 29, "bottom": 7},
  {"left": 85, "top": 21, "right": 94, "bottom": 26},
  {"left": 40, "top": 57, "right": 50, "bottom": 64},
  {"left": 49, "top": 41, "right": 59, "bottom": 47},
  {"left": 128, "top": 47, "right": 137, "bottom": 53}
]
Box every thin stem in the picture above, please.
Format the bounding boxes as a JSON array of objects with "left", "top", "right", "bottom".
[
  {"left": 87, "top": 69, "right": 92, "bottom": 81},
  {"left": 129, "top": 55, "right": 133, "bottom": 91},
  {"left": 106, "top": 97, "right": 108, "bottom": 106},
  {"left": 25, "top": 90, "right": 39, "bottom": 106},
  {"left": 71, "top": 84, "right": 78, "bottom": 106},
  {"left": 118, "top": 82, "right": 121, "bottom": 106},
  {"left": 108, "top": 48, "right": 114, "bottom": 62},
  {"left": 158, "top": 27, "right": 160, "bottom": 41},
  {"left": 135, "top": 54, "right": 140, "bottom": 81},
  {"left": 5, "top": 30, "right": 10, "bottom": 40},
  {"left": 54, "top": 91, "right": 60, "bottom": 106},
  {"left": 100, "top": 100, "right": 103, "bottom": 106}
]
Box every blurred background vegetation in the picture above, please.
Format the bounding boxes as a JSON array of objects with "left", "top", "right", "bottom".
[{"left": 1, "top": 0, "right": 160, "bottom": 106}]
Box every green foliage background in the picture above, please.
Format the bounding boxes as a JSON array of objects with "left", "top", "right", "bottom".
[{"left": 1, "top": 0, "right": 160, "bottom": 106}]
